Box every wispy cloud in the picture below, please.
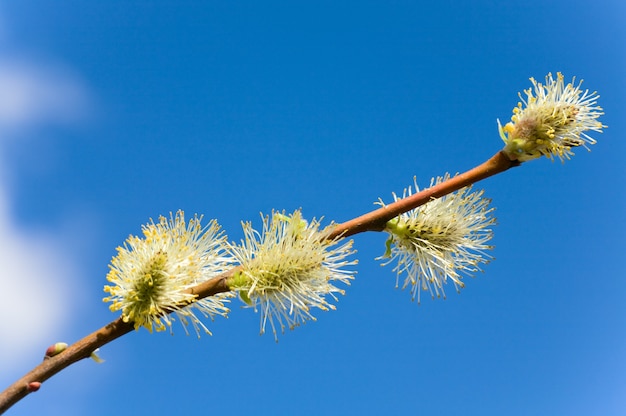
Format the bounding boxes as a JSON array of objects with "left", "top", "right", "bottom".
[
  {"left": 0, "top": 60, "right": 90, "bottom": 133},
  {"left": 0, "top": 189, "right": 78, "bottom": 367},
  {"left": 0, "top": 33, "right": 92, "bottom": 374}
]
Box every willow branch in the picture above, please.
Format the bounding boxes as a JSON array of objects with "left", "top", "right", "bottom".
[
  {"left": 0, "top": 318, "right": 134, "bottom": 413},
  {"left": 0, "top": 149, "right": 518, "bottom": 414},
  {"left": 190, "top": 150, "right": 518, "bottom": 300},
  {"left": 328, "top": 150, "right": 518, "bottom": 238}
]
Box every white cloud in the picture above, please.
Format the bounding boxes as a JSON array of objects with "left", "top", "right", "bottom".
[
  {"left": 0, "top": 187, "right": 77, "bottom": 367},
  {"left": 0, "top": 54, "right": 92, "bottom": 374},
  {"left": 0, "top": 60, "right": 90, "bottom": 134}
]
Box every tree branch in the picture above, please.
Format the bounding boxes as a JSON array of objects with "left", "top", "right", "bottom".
[{"left": 0, "top": 150, "right": 518, "bottom": 414}]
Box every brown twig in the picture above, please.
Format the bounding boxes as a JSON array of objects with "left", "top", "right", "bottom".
[
  {"left": 0, "top": 318, "right": 134, "bottom": 413},
  {"left": 0, "top": 150, "right": 518, "bottom": 414},
  {"left": 328, "top": 150, "right": 518, "bottom": 238}
]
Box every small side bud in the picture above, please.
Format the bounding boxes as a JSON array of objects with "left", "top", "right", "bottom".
[
  {"left": 238, "top": 290, "right": 253, "bottom": 306},
  {"left": 90, "top": 349, "right": 105, "bottom": 364},
  {"left": 44, "top": 342, "right": 68, "bottom": 360},
  {"left": 382, "top": 235, "right": 394, "bottom": 259},
  {"left": 27, "top": 382, "right": 41, "bottom": 392}
]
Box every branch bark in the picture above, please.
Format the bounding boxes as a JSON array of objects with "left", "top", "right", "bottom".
[{"left": 0, "top": 150, "right": 518, "bottom": 414}]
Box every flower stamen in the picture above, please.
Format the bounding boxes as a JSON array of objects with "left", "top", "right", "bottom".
[
  {"left": 378, "top": 174, "right": 495, "bottom": 303},
  {"left": 499, "top": 72, "right": 605, "bottom": 162}
]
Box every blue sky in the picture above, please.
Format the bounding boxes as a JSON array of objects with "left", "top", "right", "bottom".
[{"left": 0, "top": 1, "right": 624, "bottom": 415}]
